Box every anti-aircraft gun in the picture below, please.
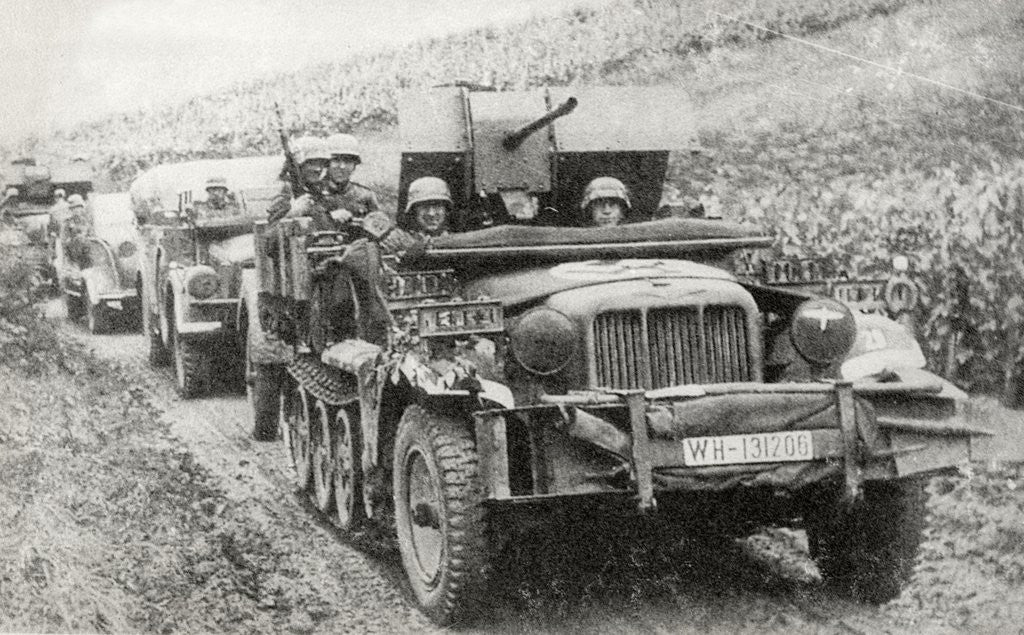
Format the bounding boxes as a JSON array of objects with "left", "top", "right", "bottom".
[{"left": 252, "top": 85, "right": 987, "bottom": 626}]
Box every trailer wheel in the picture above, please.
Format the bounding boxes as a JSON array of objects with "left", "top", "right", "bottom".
[
  {"left": 171, "top": 322, "right": 209, "bottom": 398},
  {"left": 85, "top": 290, "right": 110, "bottom": 335},
  {"left": 394, "top": 405, "right": 490, "bottom": 626},
  {"left": 333, "top": 404, "right": 364, "bottom": 530},
  {"left": 247, "top": 344, "right": 282, "bottom": 441},
  {"left": 280, "top": 379, "right": 313, "bottom": 492},
  {"left": 310, "top": 398, "right": 336, "bottom": 513},
  {"left": 805, "top": 479, "right": 927, "bottom": 603}
]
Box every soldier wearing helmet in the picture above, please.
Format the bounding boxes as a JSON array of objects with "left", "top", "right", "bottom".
[
  {"left": 383, "top": 177, "right": 453, "bottom": 256},
  {"left": 62, "top": 194, "right": 92, "bottom": 268},
  {"left": 194, "top": 175, "right": 239, "bottom": 219},
  {"left": 581, "top": 176, "right": 630, "bottom": 227},
  {"left": 266, "top": 136, "right": 332, "bottom": 226},
  {"left": 48, "top": 188, "right": 71, "bottom": 235},
  {"left": 320, "top": 132, "right": 380, "bottom": 225}
]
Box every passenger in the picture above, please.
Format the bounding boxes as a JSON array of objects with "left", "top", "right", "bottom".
[
  {"left": 580, "top": 177, "right": 630, "bottom": 227},
  {"left": 322, "top": 133, "right": 380, "bottom": 225},
  {"left": 63, "top": 194, "right": 92, "bottom": 269},
  {"left": 194, "top": 176, "right": 239, "bottom": 219},
  {"left": 382, "top": 177, "right": 453, "bottom": 255},
  {"left": 48, "top": 188, "right": 70, "bottom": 236},
  {"left": 266, "top": 136, "right": 332, "bottom": 228}
]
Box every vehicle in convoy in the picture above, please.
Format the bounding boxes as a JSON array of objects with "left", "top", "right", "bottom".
[
  {"left": 251, "top": 86, "right": 987, "bottom": 625},
  {"left": 1, "top": 157, "right": 94, "bottom": 282},
  {"left": 130, "top": 156, "right": 284, "bottom": 398},
  {"left": 53, "top": 192, "right": 143, "bottom": 333}
]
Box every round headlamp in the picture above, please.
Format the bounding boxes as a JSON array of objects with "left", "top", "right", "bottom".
[
  {"left": 509, "top": 308, "right": 576, "bottom": 375},
  {"left": 117, "top": 241, "right": 137, "bottom": 258},
  {"left": 790, "top": 298, "right": 856, "bottom": 365},
  {"left": 186, "top": 270, "right": 219, "bottom": 299}
]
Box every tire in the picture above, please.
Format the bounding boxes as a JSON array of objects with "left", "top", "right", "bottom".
[
  {"left": 805, "top": 479, "right": 928, "bottom": 603},
  {"left": 172, "top": 322, "right": 210, "bottom": 399},
  {"left": 280, "top": 378, "right": 313, "bottom": 492},
  {"left": 248, "top": 355, "right": 283, "bottom": 441},
  {"left": 85, "top": 291, "right": 110, "bottom": 335},
  {"left": 148, "top": 329, "right": 171, "bottom": 367},
  {"left": 333, "top": 404, "right": 364, "bottom": 530},
  {"left": 393, "top": 405, "right": 490, "bottom": 626}
]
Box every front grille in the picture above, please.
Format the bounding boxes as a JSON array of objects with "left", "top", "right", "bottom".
[{"left": 593, "top": 306, "right": 751, "bottom": 389}]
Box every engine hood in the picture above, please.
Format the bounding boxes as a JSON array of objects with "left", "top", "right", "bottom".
[{"left": 463, "top": 259, "right": 735, "bottom": 308}]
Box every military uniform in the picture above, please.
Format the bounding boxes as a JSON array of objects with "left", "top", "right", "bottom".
[
  {"left": 192, "top": 192, "right": 241, "bottom": 220},
  {"left": 268, "top": 179, "right": 381, "bottom": 231}
]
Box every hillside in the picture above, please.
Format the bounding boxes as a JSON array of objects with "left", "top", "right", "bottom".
[{"left": 16, "top": 0, "right": 1024, "bottom": 391}]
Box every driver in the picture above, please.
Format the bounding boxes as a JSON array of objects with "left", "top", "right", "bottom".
[
  {"left": 382, "top": 177, "right": 453, "bottom": 256},
  {"left": 195, "top": 176, "right": 239, "bottom": 218},
  {"left": 63, "top": 194, "right": 92, "bottom": 268},
  {"left": 581, "top": 177, "right": 630, "bottom": 227}
]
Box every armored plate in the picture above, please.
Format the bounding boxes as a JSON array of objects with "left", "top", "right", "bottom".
[
  {"left": 398, "top": 88, "right": 470, "bottom": 153},
  {"left": 470, "top": 90, "right": 551, "bottom": 193},
  {"left": 548, "top": 86, "right": 697, "bottom": 152}
]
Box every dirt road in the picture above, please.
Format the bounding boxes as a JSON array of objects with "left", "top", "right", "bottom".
[{"left": 53, "top": 300, "right": 990, "bottom": 635}]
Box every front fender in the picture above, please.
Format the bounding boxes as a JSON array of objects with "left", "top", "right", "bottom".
[{"left": 841, "top": 312, "right": 926, "bottom": 381}]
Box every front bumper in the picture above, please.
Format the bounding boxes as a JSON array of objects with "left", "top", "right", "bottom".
[{"left": 473, "top": 379, "right": 989, "bottom": 511}]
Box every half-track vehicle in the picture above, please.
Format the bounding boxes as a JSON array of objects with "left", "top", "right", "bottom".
[
  {"left": 130, "top": 156, "right": 283, "bottom": 398},
  {"left": 252, "top": 86, "right": 987, "bottom": 625},
  {"left": 53, "top": 192, "right": 142, "bottom": 333},
  {"left": 1, "top": 157, "right": 94, "bottom": 282}
]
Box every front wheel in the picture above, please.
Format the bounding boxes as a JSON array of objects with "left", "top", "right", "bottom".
[
  {"left": 805, "top": 479, "right": 928, "bottom": 603},
  {"left": 393, "top": 405, "right": 490, "bottom": 626},
  {"left": 85, "top": 290, "right": 110, "bottom": 335},
  {"left": 65, "top": 291, "right": 84, "bottom": 321}
]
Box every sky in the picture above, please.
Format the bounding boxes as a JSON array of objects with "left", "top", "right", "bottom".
[{"left": 0, "top": 0, "right": 611, "bottom": 143}]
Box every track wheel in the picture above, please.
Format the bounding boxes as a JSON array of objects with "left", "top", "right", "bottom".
[
  {"left": 394, "top": 405, "right": 490, "bottom": 626},
  {"left": 172, "top": 323, "right": 210, "bottom": 398},
  {"left": 280, "top": 378, "right": 312, "bottom": 492},
  {"left": 310, "top": 398, "right": 336, "bottom": 513},
  {"left": 65, "top": 291, "right": 84, "bottom": 320},
  {"left": 333, "top": 404, "right": 364, "bottom": 530}
]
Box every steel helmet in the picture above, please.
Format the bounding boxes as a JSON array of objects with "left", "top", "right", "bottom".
[
  {"left": 67, "top": 194, "right": 85, "bottom": 208},
  {"left": 326, "top": 133, "right": 362, "bottom": 163},
  {"left": 292, "top": 136, "right": 330, "bottom": 164},
  {"left": 54, "top": 188, "right": 67, "bottom": 199},
  {"left": 580, "top": 177, "right": 631, "bottom": 210},
  {"left": 405, "top": 177, "right": 452, "bottom": 214},
  {"left": 205, "top": 176, "right": 228, "bottom": 190}
]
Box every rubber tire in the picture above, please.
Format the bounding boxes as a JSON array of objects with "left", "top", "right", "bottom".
[
  {"left": 248, "top": 361, "right": 283, "bottom": 441},
  {"left": 805, "top": 479, "right": 927, "bottom": 604},
  {"left": 85, "top": 291, "right": 110, "bottom": 335},
  {"left": 172, "top": 324, "right": 210, "bottom": 399},
  {"left": 310, "top": 399, "right": 336, "bottom": 513},
  {"left": 393, "top": 405, "right": 490, "bottom": 626},
  {"left": 148, "top": 329, "right": 171, "bottom": 367}
]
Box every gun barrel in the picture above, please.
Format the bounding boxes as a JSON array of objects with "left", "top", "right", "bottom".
[{"left": 502, "top": 97, "right": 578, "bottom": 151}]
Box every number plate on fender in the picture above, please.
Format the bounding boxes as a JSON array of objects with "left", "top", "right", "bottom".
[
  {"left": 682, "top": 431, "right": 814, "bottom": 466},
  {"left": 417, "top": 300, "right": 504, "bottom": 337}
]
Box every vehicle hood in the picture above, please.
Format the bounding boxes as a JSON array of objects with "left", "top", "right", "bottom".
[{"left": 463, "top": 259, "right": 735, "bottom": 308}]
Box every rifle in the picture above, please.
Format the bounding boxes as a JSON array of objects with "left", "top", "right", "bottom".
[{"left": 270, "top": 103, "right": 324, "bottom": 223}]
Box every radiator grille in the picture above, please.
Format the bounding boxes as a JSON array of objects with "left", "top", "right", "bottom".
[{"left": 593, "top": 306, "right": 751, "bottom": 389}]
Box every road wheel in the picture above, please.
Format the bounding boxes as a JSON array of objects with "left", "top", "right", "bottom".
[
  {"left": 280, "top": 379, "right": 313, "bottom": 492},
  {"left": 310, "top": 398, "right": 336, "bottom": 513},
  {"left": 247, "top": 343, "right": 283, "bottom": 441},
  {"left": 171, "top": 323, "right": 210, "bottom": 399},
  {"left": 333, "top": 404, "right": 364, "bottom": 530},
  {"left": 85, "top": 290, "right": 110, "bottom": 335},
  {"left": 393, "top": 405, "right": 490, "bottom": 626},
  {"left": 805, "top": 479, "right": 927, "bottom": 603}
]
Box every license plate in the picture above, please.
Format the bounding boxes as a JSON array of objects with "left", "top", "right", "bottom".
[
  {"left": 417, "top": 300, "right": 504, "bottom": 337},
  {"left": 682, "top": 431, "right": 814, "bottom": 466}
]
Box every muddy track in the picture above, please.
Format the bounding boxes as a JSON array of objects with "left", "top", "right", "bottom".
[{"left": 58, "top": 306, "right": 916, "bottom": 634}]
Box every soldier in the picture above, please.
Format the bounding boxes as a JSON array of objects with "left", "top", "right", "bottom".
[
  {"left": 48, "top": 188, "right": 70, "bottom": 236},
  {"left": 63, "top": 194, "right": 92, "bottom": 268},
  {"left": 322, "top": 132, "right": 381, "bottom": 224},
  {"left": 266, "top": 136, "right": 333, "bottom": 228},
  {"left": 381, "top": 177, "right": 454, "bottom": 257},
  {"left": 194, "top": 176, "right": 238, "bottom": 218},
  {"left": 581, "top": 176, "right": 630, "bottom": 227}
]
